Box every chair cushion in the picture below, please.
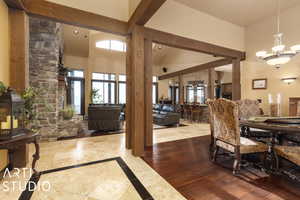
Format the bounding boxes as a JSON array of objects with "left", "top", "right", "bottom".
[
  {"left": 275, "top": 146, "right": 300, "bottom": 166},
  {"left": 216, "top": 137, "right": 267, "bottom": 154}
]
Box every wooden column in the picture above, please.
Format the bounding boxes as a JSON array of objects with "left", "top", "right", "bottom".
[
  {"left": 9, "top": 8, "right": 29, "bottom": 93},
  {"left": 130, "top": 25, "right": 145, "bottom": 156},
  {"left": 232, "top": 58, "right": 241, "bottom": 100},
  {"left": 126, "top": 36, "right": 132, "bottom": 149},
  {"left": 179, "top": 75, "right": 184, "bottom": 104},
  {"left": 144, "top": 39, "right": 153, "bottom": 147},
  {"left": 207, "top": 68, "right": 215, "bottom": 99},
  {"left": 8, "top": 8, "right": 29, "bottom": 168}
]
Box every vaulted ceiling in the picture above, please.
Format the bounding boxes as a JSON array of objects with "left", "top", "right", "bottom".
[{"left": 173, "top": 0, "right": 300, "bottom": 27}]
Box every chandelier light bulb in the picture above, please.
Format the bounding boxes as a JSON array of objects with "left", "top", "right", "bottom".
[
  {"left": 256, "top": 51, "right": 267, "bottom": 58},
  {"left": 272, "top": 44, "right": 285, "bottom": 52},
  {"left": 266, "top": 56, "right": 291, "bottom": 66},
  {"left": 290, "top": 44, "right": 300, "bottom": 52}
]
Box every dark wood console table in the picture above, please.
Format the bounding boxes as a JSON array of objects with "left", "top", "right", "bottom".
[{"left": 0, "top": 132, "right": 40, "bottom": 173}]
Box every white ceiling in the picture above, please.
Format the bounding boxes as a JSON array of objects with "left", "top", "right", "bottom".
[
  {"left": 173, "top": 0, "right": 300, "bottom": 27},
  {"left": 215, "top": 64, "right": 232, "bottom": 72}
]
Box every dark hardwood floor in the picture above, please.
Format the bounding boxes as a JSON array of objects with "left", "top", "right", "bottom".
[{"left": 143, "top": 136, "right": 300, "bottom": 200}]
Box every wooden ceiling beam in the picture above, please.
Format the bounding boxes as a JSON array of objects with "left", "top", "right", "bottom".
[
  {"left": 128, "top": 0, "right": 167, "bottom": 32},
  {"left": 22, "top": 0, "right": 128, "bottom": 36},
  {"left": 158, "top": 59, "right": 232, "bottom": 80},
  {"left": 144, "top": 27, "right": 246, "bottom": 59},
  {"left": 4, "top": 0, "right": 25, "bottom": 10}
]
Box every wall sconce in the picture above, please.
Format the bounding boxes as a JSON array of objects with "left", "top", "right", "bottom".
[{"left": 281, "top": 77, "right": 297, "bottom": 84}]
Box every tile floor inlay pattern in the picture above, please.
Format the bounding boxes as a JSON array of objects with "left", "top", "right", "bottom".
[
  {"left": 1, "top": 123, "right": 205, "bottom": 200},
  {"left": 19, "top": 157, "right": 153, "bottom": 200}
]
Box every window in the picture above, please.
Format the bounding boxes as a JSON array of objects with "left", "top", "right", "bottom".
[
  {"left": 186, "top": 85, "right": 206, "bottom": 104},
  {"left": 96, "top": 40, "right": 126, "bottom": 52},
  {"left": 68, "top": 70, "right": 84, "bottom": 78},
  {"left": 118, "top": 75, "right": 126, "bottom": 104},
  {"left": 196, "top": 86, "right": 205, "bottom": 104},
  {"left": 67, "top": 70, "right": 85, "bottom": 115},
  {"left": 152, "top": 76, "right": 158, "bottom": 104},
  {"left": 186, "top": 86, "right": 195, "bottom": 103},
  {"left": 119, "top": 74, "right": 126, "bottom": 82},
  {"left": 92, "top": 73, "right": 116, "bottom": 104},
  {"left": 92, "top": 73, "right": 115, "bottom": 81},
  {"left": 168, "top": 86, "right": 179, "bottom": 104}
]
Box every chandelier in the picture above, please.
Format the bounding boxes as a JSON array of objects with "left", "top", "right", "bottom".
[{"left": 256, "top": 0, "right": 300, "bottom": 68}]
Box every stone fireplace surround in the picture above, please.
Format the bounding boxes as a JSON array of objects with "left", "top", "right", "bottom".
[{"left": 29, "top": 17, "right": 84, "bottom": 140}]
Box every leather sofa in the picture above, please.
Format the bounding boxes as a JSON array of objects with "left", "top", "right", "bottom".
[
  {"left": 153, "top": 104, "right": 180, "bottom": 126},
  {"left": 88, "top": 104, "right": 123, "bottom": 131}
]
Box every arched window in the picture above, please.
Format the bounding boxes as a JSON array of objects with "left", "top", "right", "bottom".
[{"left": 96, "top": 40, "right": 126, "bottom": 52}]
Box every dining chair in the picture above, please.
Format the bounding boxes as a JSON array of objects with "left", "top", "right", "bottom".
[
  {"left": 208, "top": 98, "right": 268, "bottom": 175},
  {"left": 183, "top": 104, "right": 192, "bottom": 121},
  {"left": 191, "top": 105, "right": 202, "bottom": 123},
  {"left": 236, "top": 99, "right": 261, "bottom": 121},
  {"left": 274, "top": 145, "right": 300, "bottom": 168},
  {"left": 236, "top": 99, "right": 270, "bottom": 139}
]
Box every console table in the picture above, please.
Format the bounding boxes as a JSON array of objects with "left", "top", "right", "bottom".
[{"left": 0, "top": 132, "right": 40, "bottom": 173}]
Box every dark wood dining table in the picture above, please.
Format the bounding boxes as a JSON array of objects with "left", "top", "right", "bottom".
[
  {"left": 240, "top": 120, "right": 300, "bottom": 134},
  {"left": 240, "top": 118, "right": 300, "bottom": 175}
]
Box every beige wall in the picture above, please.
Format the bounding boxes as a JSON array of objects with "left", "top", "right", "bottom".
[
  {"left": 147, "top": 0, "right": 245, "bottom": 51},
  {"left": 47, "top": 0, "right": 129, "bottom": 21},
  {"left": 242, "top": 5, "right": 300, "bottom": 115},
  {"left": 0, "top": 0, "right": 10, "bottom": 170},
  {"left": 64, "top": 32, "right": 126, "bottom": 112},
  {"left": 155, "top": 46, "right": 232, "bottom": 98}
]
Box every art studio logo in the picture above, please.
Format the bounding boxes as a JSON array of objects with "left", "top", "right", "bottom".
[{"left": 1, "top": 168, "right": 51, "bottom": 192}]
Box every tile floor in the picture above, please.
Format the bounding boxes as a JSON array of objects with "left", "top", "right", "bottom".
[{"left": 0, "top": 122, "right": 210, "bottom": 200}]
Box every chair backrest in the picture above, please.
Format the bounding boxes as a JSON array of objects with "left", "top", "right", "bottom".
[
  {"left": 236, "top": 99, "right": 261, "bottom": 120},
  {"left": 207, "top": 98, "right": 240, "bottom": 145}
]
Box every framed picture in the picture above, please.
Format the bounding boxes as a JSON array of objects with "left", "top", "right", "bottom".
[{"left": 252, "top": 79, "right": 267, "bottom": 89}]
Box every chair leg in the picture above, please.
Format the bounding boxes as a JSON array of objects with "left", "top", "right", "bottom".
[
  {"left": 212, "top": 146, "right": 219, "bottom": 163},
  {"left": 233, "top": 148, "right": 241, "bottom": 175}
]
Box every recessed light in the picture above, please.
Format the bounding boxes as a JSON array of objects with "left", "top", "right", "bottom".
[{"left": 73, "top": 30, "right": 79, "bottom": 35}]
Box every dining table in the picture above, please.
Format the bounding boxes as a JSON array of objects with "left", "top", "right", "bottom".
[{"left": 240, "top": 117, "right": 300, "bottom": 178}]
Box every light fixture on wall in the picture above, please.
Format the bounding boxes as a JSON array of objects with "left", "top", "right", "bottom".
[
  {"left": 256, "top": 0, "right": 300, "bottom": 68},
  {"left": 281, "top": 77, "right": 297, "bottom": 84}
]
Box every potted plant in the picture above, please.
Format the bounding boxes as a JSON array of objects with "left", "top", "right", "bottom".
[
  {"left": 0, "top": 81, "right": 8, "bottom": 96},
  {"left": 90, "top": 88, "right": 103, "bottom": 104},
  {"left": 61, "top": 106, "right": 75, "bottom": 120}
]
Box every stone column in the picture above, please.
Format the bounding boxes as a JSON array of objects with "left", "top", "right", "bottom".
[{"left": 29, "top": 17, "right": 63, "bottom": 139}]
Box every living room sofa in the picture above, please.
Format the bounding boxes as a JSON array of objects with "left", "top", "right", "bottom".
[
  {"left": 88, "top": 104, "right": 123, "bottom": 131},
  {"left": 153, "top": 104, "right": 181, "bottom": 126}
]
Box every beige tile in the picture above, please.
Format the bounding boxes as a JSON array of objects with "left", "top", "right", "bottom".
[{"left": 0, "top": 123, "right": 209, "bottom": 199}]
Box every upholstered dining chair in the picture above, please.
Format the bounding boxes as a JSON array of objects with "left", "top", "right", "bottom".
[
  {"left": 208, "top": 98, "right": 268, "bottom": 175},
  {"left": 236, "top": 99, "right": 270, "bottom": 139},
  {"left": 236, "top": 99, "right": 261, "bottom": 121},
  {"left": 274, "top": 145, "right": 300, "bottom": 169}
]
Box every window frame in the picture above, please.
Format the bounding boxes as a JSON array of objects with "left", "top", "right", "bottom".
[
  {"left": 118, "top": 74, "right": 126, "bottom": 104},
  {"left": 91, "top": 72, "right": 117, "bottom": 104}
]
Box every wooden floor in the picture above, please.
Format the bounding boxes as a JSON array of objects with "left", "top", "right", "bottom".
[{"left": 143, "top": 136, "right": 300, "bottom": 200}]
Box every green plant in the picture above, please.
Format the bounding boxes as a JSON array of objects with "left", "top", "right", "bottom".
[
  {"left": 21, "top": 87, "right": 40, "bottom": 124},
  {"left": 0, "top": 81, "right": 8, "bottom": 96},
  {"left": 90, "top": 88, "right": 103, "bottom": 104},
  {"left": 61, "top": 106, "right": 75, "bottom": 120}
]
